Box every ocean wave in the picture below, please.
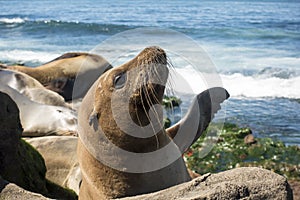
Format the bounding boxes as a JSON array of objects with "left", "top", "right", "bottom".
[
  {"left": 0, "top": 52, "right": 299, "bottom": 100},
  {"left": 0, "top": 50, "right": 60, "bottom": 65},
  {"left": 0, "top": 17, "right": 27, "bottom": 24},
  {"left": 0, "top": 18, "right": 134, "bottom": 36},
  {"left": 221, "top": 73, "right": 300, "bottom": 99},
  {"left": 172, "top": 67, "right": 300, "bottom": 99},
  {"left": 256, "top": 67, "right": 300, "bottom": 79}
]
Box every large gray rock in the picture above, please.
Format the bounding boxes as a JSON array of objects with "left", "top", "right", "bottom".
[
  {"left": 0, "top": 92, "right": 77, "bottom": 200},
  {"left": 0, "top": 176, "right": 50, "bottom": 200},
  {"left": 0, "top": 92, "right": 48, "bottom": 195},
  {"left": 25, "top": 136, "right": 81, "bottom": 194},
  {"left": 119, "top": 167, "right": 293, "bottom": 200}
]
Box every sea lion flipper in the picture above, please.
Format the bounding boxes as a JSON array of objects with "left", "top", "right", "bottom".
[
  {"left": 166, "top": 87, "right": 229, "bottom": 152},
  {"left": 193, "top": 87, "right": 230, "bottom": 143}
]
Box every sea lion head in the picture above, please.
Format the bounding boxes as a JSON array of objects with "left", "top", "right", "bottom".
[{"left": 88, "top": 46, "right": 170, "bottom": 153}]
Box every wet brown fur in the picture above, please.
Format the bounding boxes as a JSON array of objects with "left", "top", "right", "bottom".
[
  {"left": 77, "top": 47, "right": 191, "bottom": 199},
  {"left": 8, "top": 53, "right": 111, "bottom": 85}
]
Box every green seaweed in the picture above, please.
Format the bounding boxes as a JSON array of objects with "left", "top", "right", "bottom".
[
  {"left": 185, "top": 123, "right": 300, "bottom": 180},
  {"left": 162, "top": 95, "right": 182, "bottom": 109},
  {"left": 1, "top": 139, "right": 78, "bottom": 199}
]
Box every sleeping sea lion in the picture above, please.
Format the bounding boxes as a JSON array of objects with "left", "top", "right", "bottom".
[
  {"left": 0, "top": 69, "right": 69, "bottom": 107},
  {"left": 0, "top": 84, "right": 77, "bottom": 136},
  {"left": 7, "top": 52, "right": 112, "bottom": 101}
]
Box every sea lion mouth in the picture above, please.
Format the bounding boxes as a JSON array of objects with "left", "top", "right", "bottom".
[{"left": 124, "top": 47, "right": 169, "bottom": 130}]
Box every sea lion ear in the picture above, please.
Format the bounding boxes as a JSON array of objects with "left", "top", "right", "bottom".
[
  {"left": 89, "top": 109, "right": 100, "bottom": 131},
  {"left": 166, "top": 87, "right": 230, "bottom": 152}
]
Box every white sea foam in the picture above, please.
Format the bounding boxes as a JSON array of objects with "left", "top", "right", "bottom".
[
  {"left": 0, "top": 17, "right": 27, "bottom": 24},
  {"left": 0, "top": 50, "right": 60, "bottom": 64},
  {"left": 172, "top": 67, "right": 300, "bottom": 99},
  {"left": 221, "top": 73, "right": 300, "bottom": 99}
]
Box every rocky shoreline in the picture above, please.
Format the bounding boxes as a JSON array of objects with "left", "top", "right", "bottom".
[{"left": 0, "top": 91, "right": 298, "bottom": 199}]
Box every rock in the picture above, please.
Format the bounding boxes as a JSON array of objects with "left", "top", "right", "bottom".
[
  {"left": 0, "top": 91, "right": 22, "bottom": 149},
  {"left": 237, "top": 128, "right": 252, "bottom": 138},
  {"left": 0, "top": 176, "right": 50, "bottom": 200},
  {"left": 288, "top": 180, "right": 300, "bottom": 200},
  {"left": 244, "top": 134, "right": 257, "bottom": 145},
  {"left": 118, "top": 167, "right": 293, "bottom": 200},
  {"left": 0, "top": 92, "right": 78, "bottom": 199},
  {"left": 25, "top": 136, "right": 80, "bottom": 194},
  {"left": 0, "top": 92, "right": 48, "bottom": 195}
]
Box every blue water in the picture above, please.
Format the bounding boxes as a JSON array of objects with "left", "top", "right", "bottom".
[{"left": 0, "top": 0, "right": 299, "bottom": 145}]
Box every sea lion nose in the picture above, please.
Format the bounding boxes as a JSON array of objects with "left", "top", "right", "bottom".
[{"left": 143, "top": 46, "right": 167, "bottom": 65}]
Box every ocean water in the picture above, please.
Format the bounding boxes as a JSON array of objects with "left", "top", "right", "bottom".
[{"left": 0, "top": 0, "right": 299, "bottom": 145}]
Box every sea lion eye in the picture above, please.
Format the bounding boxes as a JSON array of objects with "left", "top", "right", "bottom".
[{"left": 114, "top": 72, "right": 126, "bottom": 89}]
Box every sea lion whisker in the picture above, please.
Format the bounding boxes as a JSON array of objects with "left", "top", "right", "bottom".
[
  {"left": 145, "top": 68, "right": 162, "bottom": 115},
  {"left": 139, "top": 83, "right": 151, "bottom": 124},
  {"left": 145, "top": 84, "right": 161, "bottom": 124},
  {"left": 134, "top": 80, "right": 143, "bottom": 127},
  {"left": 140, "top": 84, "right": 160, "bottom": 149},
  {"left": 152, "top": 63, "right": 165, "bottom": 87},
  {"left": 167, "top": 56, "right": 175, "bottom": 70},
  {"left": 166, "top": 58, "right": 178, "bottom": 95},
  {"left": 141, "top": 85, "right": 154, "bottom": 123},
  {"left": 144, "top": 82, "right": 162, "bottom": 150},
  {"left": 166, "top": 72, "right": 177, "bottom": 102},
  {"left": 146, "top": 70, "right": 162, "bottom": 105}
]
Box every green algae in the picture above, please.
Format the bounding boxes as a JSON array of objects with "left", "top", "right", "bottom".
[
  {"left": 1, "top": 139, "right": 48, "bottom": 195},
  {"left": 163, "top": 95, "right": 182, "bottom": 109},
  {"left": 185, "top": 123, "right": 300, "bottom": 180},
  {"left": 1, "top": 139, "right": 77, "bottom": 199},
  {"left": 162, "top": 95, "right": 299, "bottom": 180}
]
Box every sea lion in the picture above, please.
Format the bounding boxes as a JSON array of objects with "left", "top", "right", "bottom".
[
  {"left": 77, "top": 46, "right": 229, "bottom": 199},
  {"left": 7, "top": 52, "right": 112, "bottom": 101},
  {"left": 0, "top": 69, "right": 70, "bottom": 107},
  {"left": 0, "top": 84, "right": 77, "bottom": 136}
]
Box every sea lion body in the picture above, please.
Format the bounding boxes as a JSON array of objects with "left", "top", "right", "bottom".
[
  {"left": 0, "top": 84, "right": 77, "bottom": 136},
  {"left": 0, "top": 69, "right": 69, "bottom": 107},
  {"left": 8, "top": 52, "right": 112, "bottom": 100},
  {"left": 77, "top": 47, "right": 191, "bottom": 199}
]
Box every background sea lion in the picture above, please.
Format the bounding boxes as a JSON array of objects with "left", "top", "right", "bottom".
[
  {"left": 77, "top": 46, "right": 229, "bottom": 199},
  {"left": 0, "top": 84, "right": 77, "bottom": 136},
  {"left": 7, "top": 52, "right": 112, "bottom": 101},
  {"left": 0, "top": 69, "right": 70, "bottom": 107}
]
